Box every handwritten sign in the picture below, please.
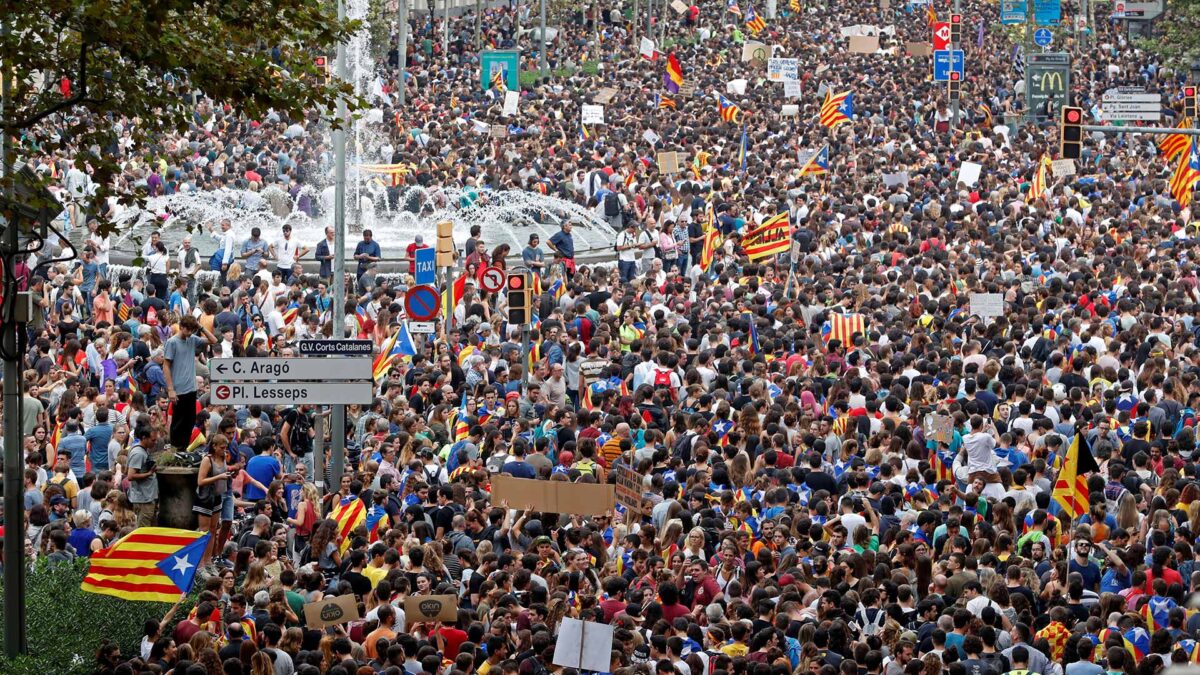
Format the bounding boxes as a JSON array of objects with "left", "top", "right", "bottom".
[
  {"left": 490, "top": 125, "right": 508, "bottom": 138},
  {"left": 671, "top": 0, "right": 689, "bottom": 13},
  {"left": 969, "top": 292, "right": 1004, "bottom": 318},
  {"left": 581, "top": 104, "right": 605, "bottom": 125},
  {"left": 613, "top": 463, "right": 646, "bottom": 517},
  {"left": 767, "top": 57, "right": 799, "bottom": 81},
  {"left": 656, "top": 151, "right": 682, "bottom": 175},
  {"left": 1051, "top": 158, "right": 1076, "bottom": 177},
  {"left": 502, "top": 90, "right": 519, "bottom": 117},
  {"left": 784, "top": 80, "right": 802, "bottom": 98},
  {"left": 678, "top": 82, "right": 697, "bottom": 97}
]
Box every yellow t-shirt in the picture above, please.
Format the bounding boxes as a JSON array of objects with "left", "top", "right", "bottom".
[
  {"left": 45, "top": 475, "right": 79, "bottom": 502},
  {"left": 364, "top": 564, "right": 387, "bottom": 589}
]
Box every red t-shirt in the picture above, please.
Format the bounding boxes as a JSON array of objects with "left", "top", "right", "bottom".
[
  {"left": 406, "top": 243, "right": 429, "bottom": 273},
  {"left": 436, "top": 627, "right": 468, "bottom": 657}
]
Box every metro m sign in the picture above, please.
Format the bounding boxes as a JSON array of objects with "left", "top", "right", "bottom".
[{"left": 932, "top": 22, "right": 950, "bottom": 50}]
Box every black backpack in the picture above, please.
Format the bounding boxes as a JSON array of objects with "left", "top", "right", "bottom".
[{"left": 604, "top": 192, "right": 621, "bottom": 217}]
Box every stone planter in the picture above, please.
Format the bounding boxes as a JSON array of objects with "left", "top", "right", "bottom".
[{"left": 156, "top": 466, "right": 199, "bottom": 530}]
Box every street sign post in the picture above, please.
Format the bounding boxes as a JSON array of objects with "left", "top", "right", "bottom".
[
  {"left": 414, "top": 247, "right": 436, "bottom": 285},
  {"left": 211, "top": 382, "right": 374, "bottom": 406},
  {"left": 1100, "top": 89, "right": 1161, "bottom": 122},
  {"left": 1026, "top": 52, "right": 1071, "bottom": 121},
  {"left": 405, "top": 284, "right": 442, "bottom": 322},
  {"left": 296, "top": 339, "right": 374, "bottom": 356},
  {"left": 480, "top": 266, "right": 505, "bottom": 293},
  {"left": 932, "top": 22, "right": 949, "bottom": 50},
  {"left": 933, "top": 50, "right": 964, "bottom": 82},
  {"left": 1033, "top": 28, "right": 1052, "bottom": 47},
  {"left": 409, "top": 321, "right": 436, "bottom": 334},
  {"left": 1034, "top": 0, "right": 1061, "bottom": 24},
  {"left": 210, "top": 357, "right": 373, "bottom": 382},
  {"left": 1111, "top": 0, "right": 1164, "bottom": 20},
  {"left": 1000, "top": 0, "right": 1026, "bottom": 23}
]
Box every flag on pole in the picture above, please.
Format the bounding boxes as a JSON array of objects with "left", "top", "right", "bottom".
[
  {"left": 716, "top": 93, "right": 743, "bottom": 123},
  {"left": 739, "top": 125, "right": 748, "bottom": 174},
  {"left": 741, "top": 212, "right": 791, "bottom": 260},
  {"left": 664, "top": 53, "right": 685, "bottom": 93},
  {"left": 490, "top": 69, "right": 507, "bottom": 93},
  {"left": 745, "top": 6, "right": 767, "bottom": 33},
  {"left": 371, "top": 324, "right": 416, "bottom": 382},
  {"left": 1049, "top": 433, "right": 1099, "bottom": 521},
  {"left": 330, "top": 495, "right": 366, "bottom": 553},
  {"left": 819, "top": 91, "right": 854, "bottom": 129},
  {"left": 727, "top": 0, "right": 742, "bottom": 15},
  {"left": 442, "top": 273, "right": 467, "bottom": 315},
  {"left": 81, "top": 528, "right": 209, "bottom": 602},
  {"left": 700, "top": 206, "right": 722, "bottom": 271},
  {"left": 1170, "top": 138, "right": 1200, "bottom": 208},
  {"left": 1159, "top": 116, "right": 1191, "bottom": 162},
  {"left": 1026, "top": 154, "right": 1051, "bottom": 203},
  {"left": 798, "top": 145, "right": 830, "bottom": 176}
]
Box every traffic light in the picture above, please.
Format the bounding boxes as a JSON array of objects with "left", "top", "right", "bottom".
[
  {"left": 1186, "top": 86, "right": 1197, "bottom": 119},
  {"left": 507, "top": 272, "right": 531, "bottom": 325},
  {"left": 313, "top": 55, "right": 330, "bottom": 81},
  {"left": 950, "top": 14, "right": 962, "bottom": 45},
  {"left": 1060, "top": 106, "right": 1083, "bottom": 160},
  {"left": 948, "top": 74, "right": 961, "bottom": 102}
]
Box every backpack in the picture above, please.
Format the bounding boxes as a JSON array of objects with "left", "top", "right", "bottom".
[
  {"left": 604, "top": 192, "right": 622, "bottom": 217},
  {"left": 856, "top": 606, "right": 887, "bottom": 637},
  {"left": 575, "top": 458, "right": 596, "bottom": 477},
  {"left": 673, "top": 431, "right": 696, "bottom": 462},
  {"left": 652, "top": 368, "right": 677, "bottom": 400},
  {"left": 146, "top": 306, "right": 158, "bottom": 327}
]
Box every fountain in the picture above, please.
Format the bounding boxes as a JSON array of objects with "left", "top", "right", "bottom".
[{"left": 70, "top": 0, "right": 618, "bottom": 267}]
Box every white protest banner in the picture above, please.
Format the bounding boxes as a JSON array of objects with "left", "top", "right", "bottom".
[
  {"left": 781, "top": 104, "right": 799, "bottom": 116},
  {"left": 553, "top": 619, "right": 615, "bottom": 672},
  {"left": 882, "top": 171, "right": 909, "bottom": 187},
  {"left": 1051, "top": 158, "right": 1076, "bottom": 178},
  {"left": 639, "top": 37, "right": 657, "bottom": 60},
  {"left": 581, "top": 104, "right": 605, "bottom": 125},
  {"left": 969, "top": 293, "right": 1005, "bottom": 318},
  {"left": 783, "top": 80, "right": 802, "bottom": 98},
  {"left": 726, "top": 79, "right": 748, "bottom": 95},
  {"left": 767, "top": 57, "right": 799, "bottom": 82},
  {"left": 958, "top": 161, "right": 982, "bottom": 187},
  {"left": 502, "top": 90, "right": 519, "bottom": 117},
  {"left": 642, "top": 129, "right": 661, "bottom": 146}
]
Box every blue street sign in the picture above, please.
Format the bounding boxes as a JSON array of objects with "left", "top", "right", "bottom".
[
  {"left": 1000, "top": 0, "right": 1026, "bottom": 24},
  {"left": 1034, "top": 0, "right": 1061, "bottom": 25},
  {"left": 933, "top": 50, "right": 965, "bottom": 82},
  {"left": 414, "top": 247, "right": 435, "bottom": 285},
  {"left": 404, "top": 284, "right": 442, "bottom": 322},
  {"left": 1034, "top": 28, "right": 1053, "bottom": 47}
]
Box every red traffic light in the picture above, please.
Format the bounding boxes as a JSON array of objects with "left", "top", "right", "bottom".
[
  {"left": 1187, "top": 86, "right": 1197, "bottom": 97},
  {"left": 1064, "top": 109, "right": 1081, "bottom": 123},
  {"left": 508, "top": 275, "right": 525, "bottom": 290},
  {"left": 951, "top": 13, "right": 961, "bottom": 22},
  {"left": 950, "top": 72, "right": 960, "bottom": 81}
]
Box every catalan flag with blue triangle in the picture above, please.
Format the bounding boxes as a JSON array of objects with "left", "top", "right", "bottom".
[
  {"left": 1123, "top": 627, "right": 1149, "bottom": 661},
  {"left": 365, "top": 504, "right": 390, "bottom": 543},
  {"left": 81, "top": 528, "right": 210, "bottom": 602},
  {"left": 1140, "top": 596, "right": 1176, "bottom": 634}
]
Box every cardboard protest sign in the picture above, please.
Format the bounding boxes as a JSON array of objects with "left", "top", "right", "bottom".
[
  {"left": 929, "top": 414, "right": 955, "bottom": 444},
  {"left": 671, "top": 0, "right": 689, "bottom": 13},
  {"left": 656, "top": 151, "right": 682, "bottom": 174},
  {"left": 303, "top": 594, "right": 361, "bottom": 629},
  {"left": 595, "top": 87, "right": 618, "bottom": 105},
  {"left": 907, "top": 42, "right": 932, "bottom": 56},
  {"left": 613, "top": 464, "right": 646, "bottom": 517},
  {"left": 849, "top": 35, "right": 881, "bottom": 53},
  {"left": 491, "top": 475, "right": 616, "bottom": 515},
  {"left": 678, "top": 82, "right": 697, "bottom": 97},
  {"left": 403, "top": 595, "right": 459, "bottom": 623},
  {"left": 553, "top": 618, "right": 615, "bottom": 672},
  {"left": 1051, "top": 158, "right": 1076, "bottom": 178},
  {"left": 741, "top": 41, "right": 769, "bottom": 62},
  {"left": 490, "top": 125, "right": 508, "bottom": 138}
]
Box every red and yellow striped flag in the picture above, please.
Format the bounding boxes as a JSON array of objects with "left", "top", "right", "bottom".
[{"left": 81, "top": 528, "right": 210, "bottom": 602}]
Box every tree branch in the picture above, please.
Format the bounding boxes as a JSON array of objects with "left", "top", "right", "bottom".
[{"left": 0, "top": 39, "right": 94, "bottom": 132}]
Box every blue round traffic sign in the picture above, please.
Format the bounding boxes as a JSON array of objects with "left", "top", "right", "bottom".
[
  {"left": 1034, "top": 28, "right": 1052, "bottom": 47},
  {"left": 405, "top": 284, "right": 442, "bottom": 322}
]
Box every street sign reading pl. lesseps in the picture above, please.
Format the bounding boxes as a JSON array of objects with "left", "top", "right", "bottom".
[
  {"left": 296, "top": 339, "right": 374, "bottom": 356},
  {"left": 211, "top": 382, "right": 374, "bottom": 406},
  {"left": 210, "top": 357, "right": 373, "bottom": 382}
]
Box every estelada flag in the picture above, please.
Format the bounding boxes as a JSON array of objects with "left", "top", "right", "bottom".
[
  {"left": 330, "top": 495, "right": 366, "bottom": 553},
  {"left": 81, "top": 528, "right": 209, "bottom": 602}
]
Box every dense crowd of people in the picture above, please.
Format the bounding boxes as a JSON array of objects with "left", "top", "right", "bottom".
[{"left": 9, "top": 0, "right": 1200, "bottom": 675}]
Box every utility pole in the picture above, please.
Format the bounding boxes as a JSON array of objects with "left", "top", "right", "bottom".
[
  {"left": 950, "top": 0, "right": 960, "bottom": 128},
  {"left": 397, "top": 0, "right": 409, "bottom": 106},
  {"left": 1, "top": 18, "right": 27, "bottom": 659},
  {"left": 1024, "top": 0, "right": 1035, "bottom": 120},
  {"left": 475, "top": 0, "right": 482, "bottom": 48},
  {"left": 331, "top": 0, "right": 349, "bottom": 490},
  {"left": 443, "top": 0, "right": 450, "bottom": 56},
  {"left": 539, "top": 0, "right": 548, "bottom": 74}
]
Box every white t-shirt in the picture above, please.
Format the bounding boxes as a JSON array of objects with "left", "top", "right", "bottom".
[
  {"left": 616, "top": 230, "right": 650, "bottom": 263},
  {"left": 275, "top": 236, "right": 299, "bottom": 268}
]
